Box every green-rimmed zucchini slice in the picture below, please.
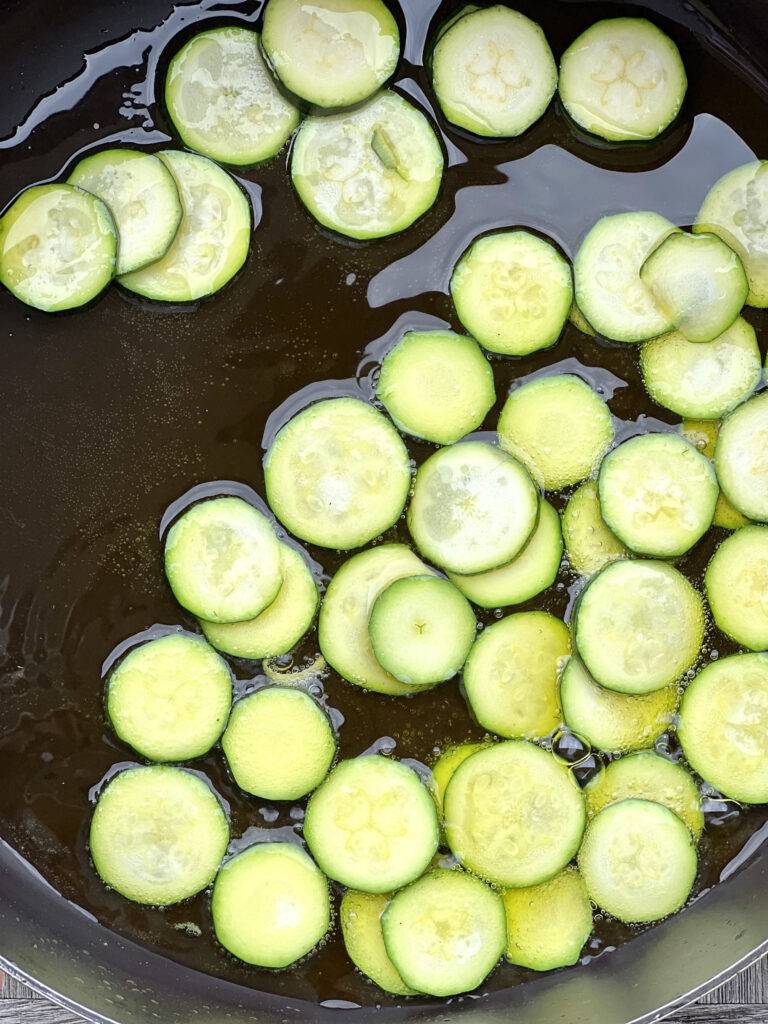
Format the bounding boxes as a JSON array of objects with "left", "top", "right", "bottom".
[
  {"left": 502, "top": 867, "right": 592, "bottom": 971},
  {"left": 291, "top": 91, "right": 444, "bottom": 240},
  {"left": 573, "top": 559, "right": 704, "bottom": 694},
  {"left": 562, "top": 481, "right": 629, "bottom": 576},
  {"left": 262, "top": 0, "right": 400, "bottom": 109},
  {"left": 705, "top": 525, "right": 768, "bottom": 650},
  {"left": 715, "top": 391, "right": 768, "bottom": 521},
  {"left": 559, "top": 18, "right": 687, "bottom": 142},
  {"left": 0, "top": 183, "right": 116, "bottom": 311},
  {"left": 340, "top": 890, "right": 418, "bottom": 996},
  {"left": 165, "top": 27, "right": 300, "bottom": 166},
  {"left": 68, "top": 149, "right": 182, "bottom": 275}
]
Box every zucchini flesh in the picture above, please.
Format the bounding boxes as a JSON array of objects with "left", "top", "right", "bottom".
[
  {"left": 304, "top": 755, "right": 439, "bottom": 893},
  {"left": 695, "top": 160, "right": 768, "bottom": 308},
  {"left": 408, "top": 441, "right": 539, "bottom": 575},
  {"left": 560, "top": 656, "right": 678, "bottom": 755},
  {"left": 640, "top": 231, "right": 748, "bottom": 343},
  {"left": 318, "top": 544, "right": 436, "bottom": 696},
  {"left": 705, "top": 525, "right": 768, "bottom": 651},
  {"left": 376, "top": 330, "right": 495, "bottom": 445},
  {"left": 369, "top": 575, "right": 477, "bottom": 687},
  {"left": 265, "top": 397, "right": 411, "bottom": 550},
  {"left": 574, "top": 560, "right": 704, "bottom": 695},
  {"left": 262, "top": 0, "right": 400, "bottom": 109},
  {"left": 431, "top": 5, "right": 556, "bottom": 138},
  {"left": 0, "top": 183, "right": 116, "bottom": 312},
  {"left": 165, "top": 27, "right": 300, "bottom": 166},
  {"left": 578, "top": 799, "right": 697, "bottom": 923},
  {"left": 221, "top": 687, "right": 336, "bottom": 800},
  {"left": 201, "top": 543, "right": 319, "bottom": 659},
  {"left": 462, "top": 611, "right": 569, "bottom": 740},
  {"left": 450, "top": 231, "right": 572, "bottom": 356},
  {"left": 585, "top": 751, "right": 703, "bottom": 838},
  {"left": 443, "top": 740, "right": 586, "bottom": 887},
  {"left": 212, "top": 842, "right": 330, "bottom": 967},
  {"left": 382, "top": 869, "right": 505, "bottom": 997},
  {"left": 430, "top": 742, "right": 487, "bottom": 816},
  {"left": 448, "top": 498, "right": 562, "bottom": 608},
  {"left": 68, "top": 149, "right": 182, "bottom": 275},
  {"left": 598, "top": 433, "right": 718, "bottom": 557},
  {"left": 164, "top": 496, "right": 282, "bottom": 624},
  {"left": 681, "top": 419, "right": 752, "bottom": 530},
  {"left": 291, "top": 91, "right": 443, "bottom": 240},
  {"left": 678, "top": 653, "right": 768, "bottom": 804},
  {"left": 119, "top": 150, "right": 250, "bottom": 302},
  {"left": 715, "top": 391, "right": 768, "bottom": 522},
  {"left": 89, "top": 765, "right": 229, "bottom": 905},
  {"left": 340, "top": 890, "right": 417, "bottom": 996},
  {"left": 562, "top": 481, "right": 628, "bottom": 576},
  {"left": 107, "top": 632, "right": 232, "bottom": 762},
  {"left": 503, "top": 867, "right": 592, "bottom": 971},
  {"left": 498, "top": 374, "right": 614, "bottom": 491},
  {"left": 641, "top": 317, "right": 760, "bottom": 420},
  {"left": 559, "top": 18, "right": 687, "bottom": 142}
]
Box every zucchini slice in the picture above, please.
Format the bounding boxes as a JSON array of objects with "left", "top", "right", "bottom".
[
  {"left": 0, "top": 183, "right": 116, "bottom": 312},
  {"left": 119, "top": 150, "right": 251, "bottom": 302},
  {"left": 431, "top": 5, "right": 556, "bottom": 138},
  {"left": 68, "top": 149, "right": 182, "bottom": 275},
  {"left": 443, "top": 740, "right": 586, "bottom": 887},
  {"left": 715, "top": 391, "right": 768, "bottom": 522},
  {"left": 598, "top": 433, "right": 718, "bottom": 557},
  {"left": 369, "top": 575, "right": 477, "bottom": 687},
  {"left": 574, "top": 559, "right": 704, "bottom": 694},
  {"left": 430, "top": 742, "right": 488, "bottom": 816},
  {"left": 578, "top": 799, "right": 697, "bottom": 923},
  {"left": 705, "top": 525, "right": 768, "bottom": 650},
  {"left": 262, "top": 0, "right": 400, "bottom": 109},
  {"left": 165, "top": 27, "right": 300, "bottom": 165},
  {"left": 450, "top": 231, "right": 572, "bottom": 356},
  {"left": 291, "top": 91, "right": 444, "bottom": 240},
  {"left": 212, "top": 842, "right": 330, "bottom": 967},
  {"left": 89, "top": 765, "right": 229, "bottom": 905},
  {"left": 106, "top": 632, "right": 232, "bottom": 762},
  {"left": 407, "top": 441, "right": 539, "bottom": 575},
  {"left": 221, "top": 687, "right": 336, "bottom": 800},
  {"left": 502, "top": 867, "right": 592, "bottom": 972},
  {"left": 164, "top": 496, "right": 282, "bottom": 624},
  {"left": 265, "top": 397, "right": 411, "bottom": 550},
  {"left": 376, "top": 329, "right": 495, "bottom": 445},
  {"left": 559, "top": 18, "right": 687, "bottom": 142},
  {"left": 382, "top": 869, "right": 505, "bottom": 997},
  {"left": 463, "top": 611, "right": 569, "bottom": 740},
  {"left": 498, "top": 374, "right": 614, "bottom": 491},
  {"left": 304, "top": 755, "right": 439, "bottom": 892},
  {"left": 678, "top": 653, "right": 768, "bottom": 804}
]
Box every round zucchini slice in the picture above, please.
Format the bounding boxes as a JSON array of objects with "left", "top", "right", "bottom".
[
  {"left": 562, "top": 481, "right": 629, "bottom": 576},
  {"left": 340, "top": 890, "right": 417, "bottom": 996},
  {"left": 265, "top": 397, "right": 411, "bottom": 550},
  {"left": 715, "top": 391, "right": 768, "bottom": 522},
  {"left": 89, "top": 765, "right": 229, "bottom": 905},
  {"left": 573, "top": 559, "right": 704, "bottom": 694},
  {"left": 705, "top": 525, "right": 768, "bottom": 650},
  {"left": 291, "top": 91, "right": 444, "bottom": 240},
  {"left": 678, "top": 653, "right": 768, "bottom": 804},
  {"left": 0, "top": 183, "right": 116, "bottom": 312},
  {"left": 443, "top": 740, "right": 586, "bottom": 888},
  {"left": 502, "top": 867, "right": 592, "bottom": 972}
]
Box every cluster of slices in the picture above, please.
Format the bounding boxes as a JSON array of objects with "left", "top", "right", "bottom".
[{"left": 1, "top": 3, "right": 697, "bottom": 310}]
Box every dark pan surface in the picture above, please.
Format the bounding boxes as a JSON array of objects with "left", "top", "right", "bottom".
[{"left": 1, "top": 0, "right": 768, "bottom": 1019}]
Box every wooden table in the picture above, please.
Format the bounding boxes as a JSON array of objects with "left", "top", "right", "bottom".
[{"left": 1, "top": 958, "right": 766, "bottom": 1023}]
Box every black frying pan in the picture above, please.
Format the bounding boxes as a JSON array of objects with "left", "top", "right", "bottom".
[{"left": 1, "top": 1, "right": 767, "bottom": 1021}]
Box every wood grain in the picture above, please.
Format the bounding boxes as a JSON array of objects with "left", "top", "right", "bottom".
[{"left": 1, "top": 958, "right": 767, "bottom": 1022}]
